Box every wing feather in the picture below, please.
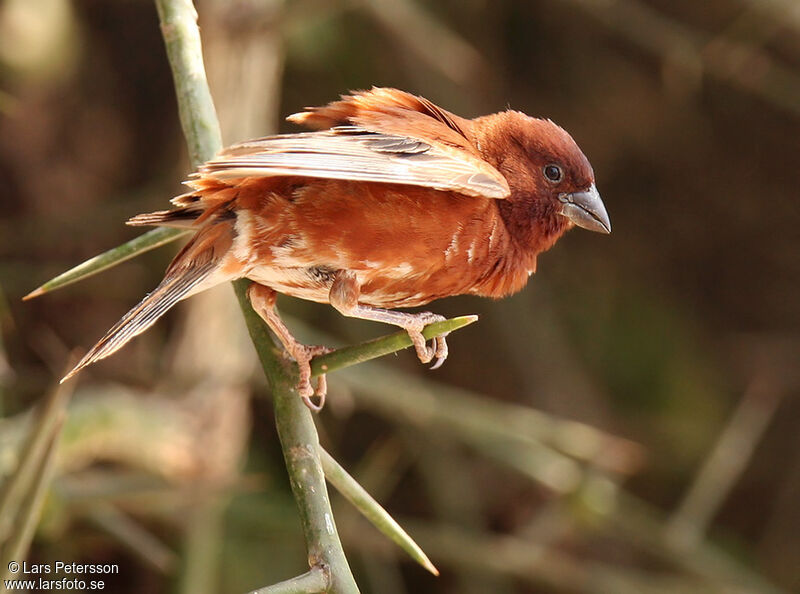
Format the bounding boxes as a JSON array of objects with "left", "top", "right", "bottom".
[{"left": 197, "top": 127, "right": 510, "bottom": 199}]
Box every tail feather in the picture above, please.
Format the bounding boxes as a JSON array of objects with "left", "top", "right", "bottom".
[
  {"left": 61, "top": 260, "right": 217, "bottom": 383},
  {"left": 61, "top": 219, "right": 237, "bottom": 383}
]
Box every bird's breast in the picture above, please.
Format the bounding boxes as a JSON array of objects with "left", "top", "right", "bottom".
[{"left": 234, "top": 178, "right": 527, "bottom": 306}]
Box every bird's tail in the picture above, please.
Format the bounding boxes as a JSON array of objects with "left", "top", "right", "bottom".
[
  {"left": 61, "top": 222, "right": 235, "bottom": 382},
  {"left": 127, "top": 181, "right": 237, "bottom": 229},
  {"left": 127, "top": 208, "right": 204, "bottom": 228}
]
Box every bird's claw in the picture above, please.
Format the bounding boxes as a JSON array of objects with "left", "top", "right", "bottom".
[
  {"left": 406, "top": 313, "right": 448, "bottom": 369},
  {"left": 300, "top": 377, "right": 326, "bottom": 412},
  {"left": 289, "top": 344, "right": 332, "bottom": 412},
  {"left": 429, "top": 339, "right": 448, "bottom": 370}
]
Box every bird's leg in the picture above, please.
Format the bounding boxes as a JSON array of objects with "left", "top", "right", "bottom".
[
  {"left": 329, "top": 271, "right": 449, "bottom": 369},
  {"left": 247, "top": 283, "right": 330, "bottom": 411}
]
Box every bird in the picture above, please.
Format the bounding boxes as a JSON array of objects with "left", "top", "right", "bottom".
[{"left": 49, "top": 87, "right": 610, "bottom": 409}]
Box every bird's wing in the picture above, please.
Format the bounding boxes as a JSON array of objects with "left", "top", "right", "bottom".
[
  {"left": 287, "top": 87, "right": 475, "bottom": 148},
  {"left": 195, "top": 126, "right": 510, "bottom": 199}
]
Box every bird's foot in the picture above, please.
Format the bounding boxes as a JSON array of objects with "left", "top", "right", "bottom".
[
  {"left": 328, "top": 272, "right": 450, "bottom": 371},
  {"left": 285, "top": 343, "right": 332, "bottom": 412},
  {"left": 403, "top": 312, "right": 448, "bottom": 369},
  {"left": 246, "top": 283, "right": 332, "bottom": 411}
]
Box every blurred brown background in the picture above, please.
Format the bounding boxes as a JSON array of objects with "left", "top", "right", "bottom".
[{"left": 1, "top": 0, "right": 799, "bottom": 593}]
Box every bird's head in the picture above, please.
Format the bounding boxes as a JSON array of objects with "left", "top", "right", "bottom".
[{"left": 471, "top": 110, "right": 610, "bottom": 252}]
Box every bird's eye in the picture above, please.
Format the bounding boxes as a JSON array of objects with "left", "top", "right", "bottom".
[{"left": 543, "top": 164, "right": 563, "bottom": 183}]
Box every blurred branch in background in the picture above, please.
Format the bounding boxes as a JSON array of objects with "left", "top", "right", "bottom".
[
  {"left": 0, "top": 426, "right": 61, "bottom": 581},
  {"left": 0, "top": 286, "right": 14, "bottom": 405},
  {"left": 666, "top": 373, "right": 784, "bottom": 551},
  {"left": 742, "top": 0, "right": 800, "bottom": 33},
  {"left": 355, "top": 0, "right": 492, "bottom": 88},
  {"left": 611, "top": 493, "right": 788, "bottom": 594},
  {"left": 202, "top": 0, "right": 285, "bottom": 145},
  {"left": 0, "top": 381, "right": 251, "bottom": 576},
  {"left": 316, "top": 336, "right": 644, "bottom": 481},
  {"left": 562, "top": 0, "right": 800, "bottom": 116},
  {"left": 278, "top": 317, "right": 789, "bottom": 593},
  {"left": 0, "top": 365, "right": 786, "bottom": 593},
  {"left": 493, "top": 284, "right": 613, "bottom": 424},
  {"left": 0, "top": 371, "right": 73, "bottom": 582},
  {"left": 369, "top": 519, "right": 713, "bottom": 594},
  {"left": 87, "top": 501, "right": 178, "bottom": 574}
]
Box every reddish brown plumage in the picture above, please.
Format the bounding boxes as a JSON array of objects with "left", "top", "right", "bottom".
[{"left": 60, "top": 87, "right": 611, "bottom": 401}]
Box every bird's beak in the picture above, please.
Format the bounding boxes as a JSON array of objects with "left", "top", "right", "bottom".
[{"left": 558, "top": 184, "right": 611, "bottom": 234}]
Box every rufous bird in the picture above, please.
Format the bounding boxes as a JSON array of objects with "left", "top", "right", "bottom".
[{"left": 49, "top": 88, "right": 610, "bottom": 408}]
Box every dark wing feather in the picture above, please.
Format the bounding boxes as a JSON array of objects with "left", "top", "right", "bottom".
[{"left": 196, "top": 127, "right": 510, "bottom": 199}]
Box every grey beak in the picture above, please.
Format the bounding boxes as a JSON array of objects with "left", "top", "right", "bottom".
[{"left": 558, "top": 184, "right": 611, "bottom": 234}]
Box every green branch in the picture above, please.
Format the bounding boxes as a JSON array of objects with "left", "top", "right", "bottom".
[
  {"left": 234, "top": 283, "right": 358, "bottom": 593},
  {"left": 24, "top": 227, "right": 188, "bottom": 300},
  {"left": 248, "top": 568, "right": 329, "bottom": 594},
  {"left": 154, "top": 0, "right": 222, "bottom": 167},
  {"left": 152, "top": 1, "right": 358, "bottom": 591},
  {"left": 320, "top": 448, "right": 438, "bottom": 576},
  {"left": 311, "top": 315, "right": 477, "bottom": 377}
]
